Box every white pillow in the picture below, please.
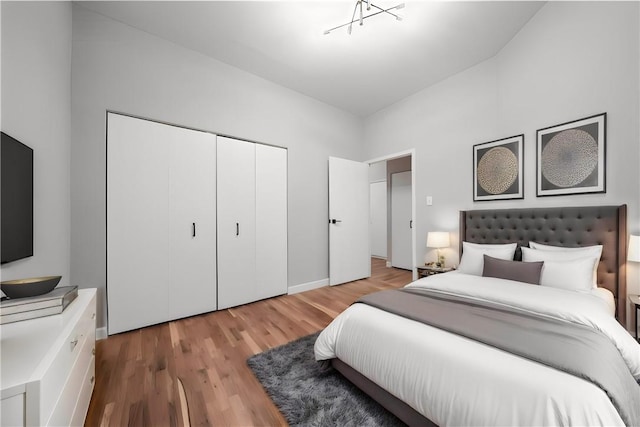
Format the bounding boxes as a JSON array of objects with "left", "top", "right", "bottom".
[
  {"left": 521, "top": 247, "right": 598, "bottom": 292},
  {"left": 458, "top": 242, "right": 518, "bottom": 276},
  {"left": 537, "top": 257, "right": 596, "bottom": 292},
  {"left": 464, "top": 242, "right": 519, "bottom": 251},
  {"left": 528, "top": 242, "right": 602, "bottom": 260},
  {"left": 526, "top": 243, "right": 602, "bottom": 288}
]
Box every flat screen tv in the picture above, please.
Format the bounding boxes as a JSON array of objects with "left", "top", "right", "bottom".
[{"left": 1, "top": 132, "right": 34, "bottom": 264}]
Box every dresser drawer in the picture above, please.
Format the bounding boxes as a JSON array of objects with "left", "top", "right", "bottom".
[
  {"left": 69, "top": 356, "right": 96, "bottom": 427},
  {"left": 40, "top": 293, "right": 96, "bottom": 424},
  {"left": 47, "top": 351, "right": 95, "bottom": 426},
  {"left": 46, "top": 325, "right": 95, "bottom": 426}
]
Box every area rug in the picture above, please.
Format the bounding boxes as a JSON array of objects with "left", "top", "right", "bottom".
[{"left": 247, "top": 332, "right": 405, "bottom": 426}]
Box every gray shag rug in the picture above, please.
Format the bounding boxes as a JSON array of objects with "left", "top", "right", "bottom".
[{"left": 247, "top": 332, "right": 405, "bottom": 427}]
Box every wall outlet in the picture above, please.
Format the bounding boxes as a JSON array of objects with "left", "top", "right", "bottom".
[{"left": 426, "top": 196, "right": 433, "bottom": 206}]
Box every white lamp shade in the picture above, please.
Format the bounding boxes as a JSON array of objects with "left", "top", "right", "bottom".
[
  {"left": 426, "top": 231, "right": 450, "bottom": 249},
  {"left": 629, "top": 235, "right": 640, "bottom": 262}
]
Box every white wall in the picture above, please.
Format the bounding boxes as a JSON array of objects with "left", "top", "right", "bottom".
[
  {"left": 369, "top": 161, "right": 386, "bottom": 182},
  {"left": 0, "top": 2, "right": 72, "bottom": 287},
  {"left": 363, "top": 2, "right": 640, "bottom": 325},
  {"left": 70, "top": 6, "right": 363, "bottom": 329},
  {"left": 365, "top": 59, "right": 499, "bottom": 266}
]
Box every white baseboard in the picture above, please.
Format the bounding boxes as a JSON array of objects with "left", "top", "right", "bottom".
[
  {"left": 288, "top": 278, "right": 329, "bottom": 295},
  {"left": 386, "top": 261, "right": 391, "bottom": 268},
  {"left": 96, "top": 326, "right": 108, "bottom": 340}
]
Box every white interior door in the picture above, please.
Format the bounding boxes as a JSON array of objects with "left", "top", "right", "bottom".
[
  {"left": 391, "top": 171, "right": 412, "bottom": 270},
  {"left": 107, "top": 113, "right": 170, "bottom": 334},
  {"left": 255, "top": 144, "right": 288, "bottom": 300},
  {"left": 329, "top": 157, "right": 370, "bottom": 286},
  {"left": 168, "top": 128, "right": 217, "bottom": 319},
  {"left": 217, "top": 136, "right": 257, "bottom": 309},
  {"left": 370, "top": 181, "right": 387, "bottom": 258}
]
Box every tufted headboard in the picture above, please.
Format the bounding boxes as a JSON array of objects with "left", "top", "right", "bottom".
[{"left": 459, "top": 205, "right": 627, "bottom": 326}]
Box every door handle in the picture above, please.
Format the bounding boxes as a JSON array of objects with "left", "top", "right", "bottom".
[
  {"left": 409, "top": 220, "right": 412, "bottom": 229},
  {"left": 330, "top": 219, "right": 342, "bottom": 224},
  {"left": 192, "top": 222, "right": 196, "bottom": 237},
  {"left": 236, "top": 222, "right": 239, "bottom": 236}
]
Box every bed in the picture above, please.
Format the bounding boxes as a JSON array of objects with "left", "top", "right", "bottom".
[{"left": 315, "top": 205, "right": 640, "bottom": 426}]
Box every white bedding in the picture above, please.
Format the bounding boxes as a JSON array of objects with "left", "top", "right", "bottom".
[{"left": 314, "top": 272, "right": 640, "bottom": 426}]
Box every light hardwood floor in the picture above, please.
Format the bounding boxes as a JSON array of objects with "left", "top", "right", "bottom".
[{"left": 86, "top": 258, "right": 412, "bottom": 426}]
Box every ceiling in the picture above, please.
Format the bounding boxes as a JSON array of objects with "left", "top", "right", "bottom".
[{"left": 77, "top": 1, "right": 545, "bottom": 117}]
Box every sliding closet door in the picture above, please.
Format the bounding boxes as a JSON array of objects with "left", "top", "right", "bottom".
[
  {"left": 108, "top": 113, "right": 217, "bottom": 334},
  {"left": 217, "top": 136, "right": 257, "bottom": 309},
  {"left": 255, "top": 144, "right": 288, "bottom": 300},
  {"left": 107, "top": 113, "right": 170, "bottom": 334},
  {"left": 168, "top": 127, "right": 217, "bottom": 319}
]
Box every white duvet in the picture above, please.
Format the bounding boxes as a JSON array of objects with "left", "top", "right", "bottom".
[{"left": 314, "top": 272, "right": 640, "bottom": 426}]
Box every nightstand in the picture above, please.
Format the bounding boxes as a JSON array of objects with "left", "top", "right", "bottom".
[
  {"left": 630, "top": 295, "right": 640, "bottom": 342},
  {"left": 417, "top": 265, "right": 454, "bottom": 278}
]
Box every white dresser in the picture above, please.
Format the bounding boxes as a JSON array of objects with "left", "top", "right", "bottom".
[{"left": 1, "top": 288, "right": 96, "bottom": 427}]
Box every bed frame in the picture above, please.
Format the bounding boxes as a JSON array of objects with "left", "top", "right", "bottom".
[
  {"left": 459, "top": 204, "right": 627, "bottom": 326},
  {"left": 332, "top": 204, "right": 628, "bottom": 427}
]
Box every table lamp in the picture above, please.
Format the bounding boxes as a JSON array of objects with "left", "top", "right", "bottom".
[{"left": 427, "top": 231, "right": 450, "bottom": 267}]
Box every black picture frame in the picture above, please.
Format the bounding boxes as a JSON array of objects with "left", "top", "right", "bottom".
[
  {"left": 536, "top": 113, "right": 606, "bottom": 197},
  {"left": 473, "top": 134, "right": 524, "bottom": 201}
]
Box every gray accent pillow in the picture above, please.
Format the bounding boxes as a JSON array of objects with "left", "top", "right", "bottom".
[{"left": 482, "top": 255, "right": 543, "bottom": 285}]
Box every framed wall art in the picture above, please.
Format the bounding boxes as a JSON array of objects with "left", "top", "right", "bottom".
[
  {"left": 473, "top": 134, "right": 524, "bottom": 201},
  {"left": 536, "top": 113, "right": 606, "bottom": 197}
]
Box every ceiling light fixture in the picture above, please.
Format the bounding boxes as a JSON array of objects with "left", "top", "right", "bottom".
[{"left": 324, "top": 1, "right": 405, "bottom": 35}]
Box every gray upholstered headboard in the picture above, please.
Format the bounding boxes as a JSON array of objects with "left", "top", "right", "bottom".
[{"left": 459, "top": 205, "right": 627, "bottom": 326}]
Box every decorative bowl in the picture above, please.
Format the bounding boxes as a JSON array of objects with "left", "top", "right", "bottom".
[{"left": 1, "top": 276, "right": 62, "bottom": 299}]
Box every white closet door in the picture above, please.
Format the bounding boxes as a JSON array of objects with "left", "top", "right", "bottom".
[
  {"left": 107, "top": 113, "right": 170, "bottom": 334},
  {"left": 370, "top": 181, "right": 387, "bottom": 258},
  {"left": 255, "top": 144, "right": 288, "bottom": 300},
  {"left": 217, "top": 136, "right": 257, "bottom": 309},
  {"left": 168, "top": 128, "right": 217, "bottom": 319},
  {"left": 391, "top": 171, "right": 412, "bottom": 270}
]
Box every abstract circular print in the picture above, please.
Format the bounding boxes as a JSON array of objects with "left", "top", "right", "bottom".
[
  {"left": 541, "top": 129, "right": 598, "bottom": 188},
  {"left": 477, "top": 146, "right": 518, "bottom": 195}
]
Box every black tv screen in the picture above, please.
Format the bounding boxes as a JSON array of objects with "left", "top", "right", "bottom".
[{"left": 1, "top": 132, "right": 34, "bottom": 264}]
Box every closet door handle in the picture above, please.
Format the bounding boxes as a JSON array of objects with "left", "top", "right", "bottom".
[
  {"left": 192, "top": 222, "right": 196, "bottom": 237},
  {"left": 236, "top": 223, "right": 239, "bottom": 236},
  {"left": 409, "top": 220, "right": 413, "bottom": 229}
]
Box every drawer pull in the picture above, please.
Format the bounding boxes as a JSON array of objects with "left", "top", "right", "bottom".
[{"left": 70, "top": 338, "right": 79, "bottom": 351}]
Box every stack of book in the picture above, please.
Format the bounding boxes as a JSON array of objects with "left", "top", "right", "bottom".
[{"left": 0, "top": 286, "right": 78, "bottom": 325}]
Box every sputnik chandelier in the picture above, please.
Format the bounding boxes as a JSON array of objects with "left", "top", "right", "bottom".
[{"left": 324, "top": 0, "right": 405, "bottom": 35}]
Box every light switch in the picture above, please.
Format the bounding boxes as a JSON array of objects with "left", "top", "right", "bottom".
[{"left": 426, "top": 196, "right": 433, "bottom": 206}]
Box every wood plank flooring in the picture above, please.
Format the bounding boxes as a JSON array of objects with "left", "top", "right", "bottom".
[{"left": 86, "top": 258, "right": 412, "bottom": 426}]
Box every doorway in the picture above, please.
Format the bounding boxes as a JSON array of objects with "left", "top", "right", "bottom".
[
  {"left": 367, "top": 150, "right": 415, "bottom": 278},
  {"left": 328, "top": 150, "right": 416, "bottom": 286}
]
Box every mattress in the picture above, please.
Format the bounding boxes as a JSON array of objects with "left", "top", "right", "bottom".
[{"left": 314, "top": 272, "right": 640, "bottom": 426}]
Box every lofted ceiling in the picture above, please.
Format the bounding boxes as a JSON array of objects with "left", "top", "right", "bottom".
[{"left": 77, "top": 1, "right": 545, "bottom": 117}]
